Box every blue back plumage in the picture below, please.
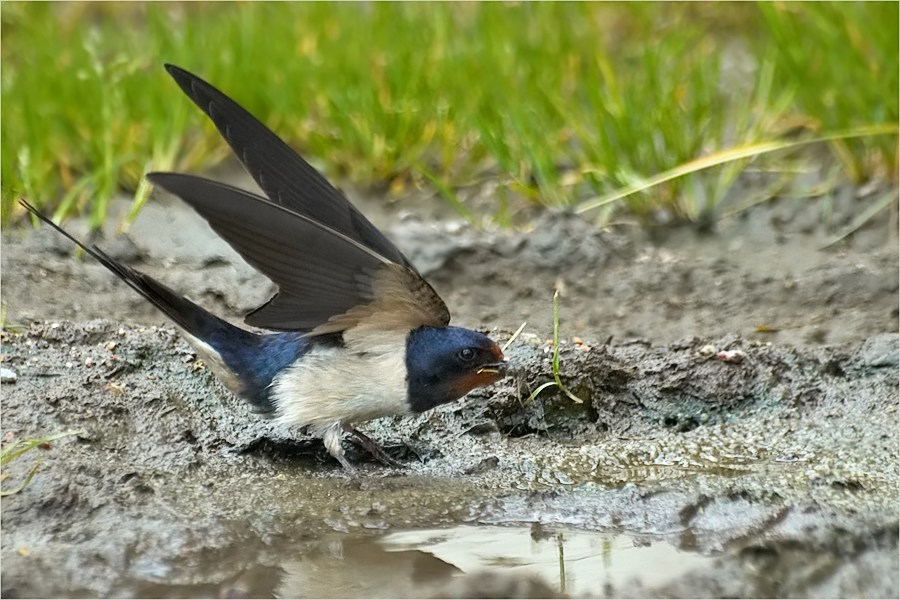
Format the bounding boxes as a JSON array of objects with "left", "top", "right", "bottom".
[{"left": 206, "top": 327, "right": 310, "bottom": 412}]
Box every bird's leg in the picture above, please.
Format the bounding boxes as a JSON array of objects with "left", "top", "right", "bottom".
[
  {"left": 343, "top": 424, "right": 403, "bottom": 468},
  {"left": 322, "top": 421, "right": 355, "bottom": 472}
]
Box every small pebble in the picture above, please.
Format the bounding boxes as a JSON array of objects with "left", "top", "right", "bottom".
[
  {"left": 717, "top": 349, "right": 747, "bottom": 363},
  {"left": 699, "top": 344, "right": 717, "bottom": 356},
  {"left": 0, "top": 367, "right": 17, "bottom": 384}
]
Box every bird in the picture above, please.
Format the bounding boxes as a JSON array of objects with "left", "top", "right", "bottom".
[{"left": 20, "top": 64, "right": 508, "bottom": 471}]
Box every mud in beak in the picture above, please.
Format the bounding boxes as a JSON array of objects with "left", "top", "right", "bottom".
[
  {"left": 477, "top": 360, "right": 509, "bottom": 376},
  {"left": 478, "top": 342, "right": 508, "bottom": 376}
]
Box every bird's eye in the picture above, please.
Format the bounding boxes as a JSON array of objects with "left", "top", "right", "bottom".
[{"left": 458, "top": 348, "right": 476, "bottom": 362}]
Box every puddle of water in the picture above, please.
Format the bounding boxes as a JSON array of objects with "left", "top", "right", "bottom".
[
  {"left": 134, "top": 524, "right": 714, "bottom": 598},
  {"left": 377, "top": 524, "right": 714, "bottom": 597}
]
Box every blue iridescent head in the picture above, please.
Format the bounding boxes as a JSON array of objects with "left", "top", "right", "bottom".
[{"left": 405, "top": 326, "right": 507, "bottom": 413}]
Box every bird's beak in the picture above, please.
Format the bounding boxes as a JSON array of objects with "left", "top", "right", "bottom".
[{"left": 477, "top": 360, "right": 509, "bottom": 376}]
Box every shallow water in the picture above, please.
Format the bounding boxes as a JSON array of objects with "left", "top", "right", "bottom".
[{"left": 131, "top": 524, "right": 715, "bottom": 598}]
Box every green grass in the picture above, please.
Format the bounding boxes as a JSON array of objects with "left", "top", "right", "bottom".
[
  {"left": 759, "top": 2, "right": 899, "bottom": 183},
  {"left": 527, "top": 290, "right": 584, "bottom": 406},
  {"left": 2, "top": 2, "right": 897, "bottom": 230},
  {"left": 0, "top": 429, "right": 85, "bottom": 496}
]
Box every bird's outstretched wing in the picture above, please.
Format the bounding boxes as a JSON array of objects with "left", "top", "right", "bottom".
[
  {"left": 163, "top": 64, "right": 415, "bottom": 271},
  {"left": 148, "top": 173, "right": 450, "bottom": 333}
]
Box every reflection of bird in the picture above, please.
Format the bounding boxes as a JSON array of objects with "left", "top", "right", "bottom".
[{"left": 21, "top": 64, "right": 507, "bottom": 470}]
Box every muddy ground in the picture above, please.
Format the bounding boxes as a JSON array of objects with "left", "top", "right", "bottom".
[{"left": 1, "top": 175, "right": 898, "bottom": 598}]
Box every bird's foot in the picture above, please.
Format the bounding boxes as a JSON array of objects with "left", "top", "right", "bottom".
[
  {"left": 322, "top": 422, "right": 356, "bottom": 472},
  {"left": 343, "top": 424, "right": 404, "bottom": 469}
]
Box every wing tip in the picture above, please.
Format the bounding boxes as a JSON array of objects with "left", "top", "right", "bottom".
[
  {"left": 145, "top": 171, "right": 167, "bottom": 185},
  {"left": 18, "top": 199, "right": 77, "bottom": 245},
  {"left": 163, "top": 63, "right": 215, "bottom": 102},
  {"left": 164, "top": 63, "right": 192, "bottom": 85},
  {"left": 144, "top": 171, "right": 181, "bottom": 197}
]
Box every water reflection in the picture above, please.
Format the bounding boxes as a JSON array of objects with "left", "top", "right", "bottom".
[
  {"left": 130, "top": 523, "right": 713, "bottom": 598},
  {"left": 276, "top": 536, "right": 462, "bottom": 598},
  {"left": 271, "top": 524, "right": 712, "bottom": 598}
]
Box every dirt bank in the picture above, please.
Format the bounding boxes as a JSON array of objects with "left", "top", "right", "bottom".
[{"left": 1, "top": 178, "right": 898, "bottom": 597}]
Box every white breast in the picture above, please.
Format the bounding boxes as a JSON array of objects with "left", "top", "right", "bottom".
[{"left": 269, "top": 330, "right": 410, "bottom": 431}]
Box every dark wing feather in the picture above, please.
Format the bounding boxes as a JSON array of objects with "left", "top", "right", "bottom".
[
  {"left": 148, "top": 172, "right": 449, "bottom": 332},
  {"left": 18, "top": 201, "right": 235, "bottom": 342},
  {"left": 163, "top": 64, "right": 415, "bottom": 270}
]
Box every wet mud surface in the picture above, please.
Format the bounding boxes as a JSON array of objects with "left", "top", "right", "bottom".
[{"left": 2, "top": 179, "right": 898, "bottom": 597}]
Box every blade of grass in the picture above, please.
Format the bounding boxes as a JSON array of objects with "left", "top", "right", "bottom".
[
  {"left": 527, "top": 290, "right": 584, "bottom": 404},
  {"left": 502, "top": 321, "right": 528, "bottom": 352},
  {"left": 0, "top": 429, "right": 85, "bottom": 496},
  {"left": 820, "top": 189, "right": 898, "bottom": 249},
  {"left": 1, "top": 429, "right": 85, "bottom": 466},
  {"left": 0, "top": 462, "right": 42, "bottom": 497},
  {"left": 575, "top": 124, "right": 899, "bottom": 215},
  {"left": 557, "top": 532, "right": 567, "bottom": 595},
  {"left": 717, "top": 169, "right": 798, "bottom": 220}
]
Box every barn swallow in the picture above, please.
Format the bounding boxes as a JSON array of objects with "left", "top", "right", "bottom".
[{"left": 21, "top": 64, "right": 507, "bottom": 470}]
